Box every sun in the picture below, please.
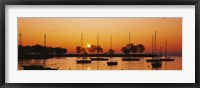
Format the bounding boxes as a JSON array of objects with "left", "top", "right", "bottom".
[{"left": 87, "top": 44, "right": 91, "bottom": 48}]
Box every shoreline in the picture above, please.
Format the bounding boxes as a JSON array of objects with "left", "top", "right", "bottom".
[{"left": 19, "top": 54, "right": 158, "bottom": 59}]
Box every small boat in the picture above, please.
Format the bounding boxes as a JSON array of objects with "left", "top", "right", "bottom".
[
  {"left": 146, "top": 58, "right": 161, "bottom": 62},
  {"left": 122, "top": 57, "right": 140, "bottom": 61},
  {"left": 90, "top": 57, "right": 109, "bottom": 61},
  {"left": 151, "top": 62, "right": 162, "bottom": 68},
  {"left": 76, "top": 59, "right": 92, "bottom": 64},
  {"left": 107, "top": 36, "right": 118, "bottom": 66},
  {"left": 147, "top": 38, "right": 175, "bottom": 62},
  {"left": 76, "top": 34, "right": 92, "bottom": 64},
  {"left": 22, "top": 65, "right": 58, "bottom": 70},
  {"left": 107, "top": 62, "right": 118, "bottom": 66},
  {"left": 146, "top": 57, "right": 174, "bottom": 62},
  {"left": 160, "top": 40, "right": 175, "bottom": 61},
  {"left": 160, "top": 57, "right": 175, "bottom": 61},
  {"left": 22, "top": 55, "right": 58, "bottom": 70}
]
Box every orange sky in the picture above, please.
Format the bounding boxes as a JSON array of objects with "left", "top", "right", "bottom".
[{"left": 18, "top": 17, "right": 182, "bottom": 54}]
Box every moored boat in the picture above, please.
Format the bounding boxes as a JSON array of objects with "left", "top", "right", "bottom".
[
  {"left": 106, "top": 36, "right": 118, "bottom": 66},
  {"left": 90, "top": 57, "right": 109, "bottom": 61},
  {"left": 146, "top": 58, "right": 161, "bottom": 62},
  {"left": 76, "top": 59, "right": 92, "bottom": 64},
  {"left": 122, "top": 57, "right": 140, "bottom": 61},
  {"left": 22, "top": 65, "right": 58, "bottom": 70},
  {"left": 107, "top": 62, "right": 118, "bottom": 66},
  {"left": 151, "top": 62, "right": 162, "bottom": 68},
  {"left": 161, "top": 40, "right": 175, "bottom": 61}
]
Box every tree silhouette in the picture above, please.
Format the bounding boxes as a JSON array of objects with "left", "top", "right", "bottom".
[
  {"left": 127, "top": 43, "right": 137, "bottom": 53},
  {"left": 81, "top": 48, "right": 87, "bottom": 54},
  {"left": 19, "top": 44, "right": 67, "bottom": 56},
  {"left": 54, "top": 47, "right": 67, "bottom": 55},
  {"left": 96, "top": 45, "right": 103, "bottom": 54},
  {"left": 87, "top": 45, "right": 97, "bottom": 54},
  {"left": 136, "top": 44, "right": 145, "bottom": 53},
  {"left": 121, "top": 46, "right": 130, "bottom": 54},
  {"left": 18, "top": 45, "right": 31, "bottom": 55},
  {"left": 47, "top": 47, "right": 55, "bottom": 54},
  {"left": 76, "top": 46, "right": 82, "bottom": 54},
  {"left": 108, "top": 49, "right": 115, "bottom": 54}
]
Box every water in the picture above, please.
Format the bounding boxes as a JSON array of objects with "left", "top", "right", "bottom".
[{"left": 18, "top": 57, "right": 182, "bottom": 70}]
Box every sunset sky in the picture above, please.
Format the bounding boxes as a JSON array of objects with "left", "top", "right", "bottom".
[{"left": 18, "top": 18, "right": 182, "bottom": 54}]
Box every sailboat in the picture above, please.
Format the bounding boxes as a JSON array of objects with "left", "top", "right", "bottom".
[
  {"left": 22, "top": 59, "right": 58, "bottom": 70},
  {"left": 122, "top": 32, "right": 140, "bottom": 61},
  {"left": 107, "top": 36, "right": 118, "bottom": 66},
  {"left": 22, "top": 34, "right": 58, "bottom": 70},
  {"left": 76, "top": 33, "right": 92, "bottom": 64},
  {"left": 90, "top": 34, "right": 109, "bottom": 61},
  {"left": 151, "top": 61, "right": 162, "bottom": 68},
  {"left": 76, "top": 59, "right": 91, "bottom": 63},
  {"left": 146, "top": 31, "right": 162, "bottom": 63},
  {"left": 160, "top": 40, "right": 175, "bottom": 61}
]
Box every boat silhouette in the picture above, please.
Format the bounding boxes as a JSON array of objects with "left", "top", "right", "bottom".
[
  {"left": 22, "top": 34, "right": 58, "bottom": 70},
  {"left": 146, "top": 58, "right": 161, "bottom": 62},
  {"left": 160, "top": 40, "right": 175, "bottom": 61},
  {"left": 107, "top": 61, "right": 118, "bottom": 66},
  {"left": 147, "top": 40, "right": 175, "bottom": 62},
  {"left": 146, "top": 31, "right": 171, "bottom": 62},
  {"left": 121, "top": 32, "right": 140, "bottom": 61},
  {"left": 151, "top": 61, "right": 162, "bottom": 68},
  {"left": 22, "top": 65, "right": 58, "bottom": 70},
  {"left": 76, "top": 34, "right": 92, "bottom": 64},
  {"left": 122, "top": 57, "right": 140, "bottom": 61},
  {"left": 90, "top": 57, "right": 109, "bottom": 61},
  {"left": 90, "top": 34, "right": 109, "bottom": 61},
  {"left": 76, "top": 59, "right": 92, "bottom": 64},
  {"left": 106, "top": 35, "right": 118, "bottom": 66}
]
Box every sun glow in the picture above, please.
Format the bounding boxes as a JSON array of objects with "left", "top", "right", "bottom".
[{"left": 87, "top": 44, "right": 91, "bottom": 48}]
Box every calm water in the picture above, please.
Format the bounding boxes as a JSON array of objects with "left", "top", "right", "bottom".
[{"left": 18, "top": 57, "right": 182, "bottom": 70}]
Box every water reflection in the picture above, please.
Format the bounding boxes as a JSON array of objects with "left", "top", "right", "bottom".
[{"left": 18, "top": 57, "right": 182, "bottom": 70}]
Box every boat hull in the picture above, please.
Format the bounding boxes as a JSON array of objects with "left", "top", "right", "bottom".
[
  {"left": 107, "top": 62, "right": 118, "bottom": 66},
  {"left": 76, "top": 60, "right": 92, "bottom": 64},
  {"left": 151, "top": 62, "right": 162, "bottom": 68},
  {"left": 22, "top": 66, "right": 58, "bottom": 70},
  {"left": 122, "top": 57, "right": 140, "bottom": 61},
  {"left": 160, "top": 59, "right": 175, "bottom": 61},
  {"left": 146, "top": 58, "right": 175, "bottom": 62},
  {"left": 90, "top": 57, "right": 109, "bottom": 61}
]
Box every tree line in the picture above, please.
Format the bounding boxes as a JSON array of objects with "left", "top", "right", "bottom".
[
  {"left": 76, "top": 45, "right": 105, "bottom": 54},
  {"left": 18, "top": 44, "right": 67, "bottom": 56},
  {"left": 121, "top": 43, "right": 145, "bottom": 54},
  {"left": 75, "top": 43, "right": 145, "bottom": 54},
  {"left": 18, "top": 43, "right": 145, "bottom": 55}
]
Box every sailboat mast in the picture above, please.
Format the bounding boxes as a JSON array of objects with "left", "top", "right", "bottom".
[
  {"left": 81, "top": 33, "right": 84, "bottom": 69},
  {"left": 97, "top": 33, "right": 99, "bottom": 54},
  {"left": 128, "top": 32, "right": 131, "bottom": 69},
  {"left": 152, "top": 35, "right": 154, "bottom": 54},
  {"left": 81, "top": 33, "right": 83, "bottom": 48},
  {"left": 155, "top": 31, "right": 156, "bottom": 55},
  {"left": 81, "top": 33, "right": 84, "bottom": 54},
  {"left": 160, "top": 47, "right": 162, "bottom": 56},
  {"left": 165, "top": 40, "right": 167, "bottom": 57},
  {"left": 44, "top": 34, "right": 46, "bottom": 67},
  {"left": 97, "top": 33, "right": 99, "bottom": 46},
  {"left": 129, "top": 32, "right": 130, "bottom": 44},
  {"left": 19, "top": 33, "right": 22, "bottom": 46},
  {"left": 44, "top": 34, "right": 46, "bottom": 47},
  {"left": 110, "top": 35, "right": 112, "bottom": 49}
]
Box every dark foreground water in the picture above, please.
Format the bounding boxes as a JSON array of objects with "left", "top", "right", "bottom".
[{"left": 18, "top": 56, "right": 182, "bottom": 70}]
